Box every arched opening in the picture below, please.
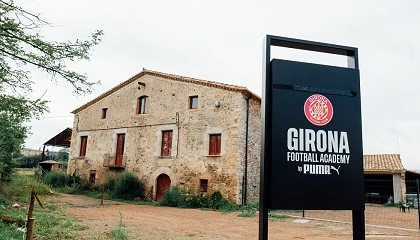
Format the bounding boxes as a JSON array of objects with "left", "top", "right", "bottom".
[{"left": 156, "top": 174, "right": 171, "bottom": 201}]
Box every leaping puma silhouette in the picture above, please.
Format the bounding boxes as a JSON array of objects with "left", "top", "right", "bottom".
[{"left": 331, "top": 165, "right": 340, "bottom": 175}]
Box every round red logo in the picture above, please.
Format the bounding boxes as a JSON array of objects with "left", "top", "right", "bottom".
[{"left": 304, "top": 94, "right": 333, "bottom": 126}]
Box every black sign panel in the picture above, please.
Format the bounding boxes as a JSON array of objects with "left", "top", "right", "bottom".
[{"left": 269, "top": 59, "right": 364, "bottom": 210}]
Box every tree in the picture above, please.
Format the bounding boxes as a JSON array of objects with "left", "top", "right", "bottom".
[{"left": 0, "top": 0, "right": 103, "bottom": 180}]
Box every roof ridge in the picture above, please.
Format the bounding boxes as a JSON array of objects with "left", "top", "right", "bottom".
[{"left": 71, "top": 69, "right": 261, "bottom": 114}]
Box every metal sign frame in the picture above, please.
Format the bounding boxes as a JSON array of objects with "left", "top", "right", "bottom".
[{"left": 259, "top": 35, "right": 364, "bottom": 240}]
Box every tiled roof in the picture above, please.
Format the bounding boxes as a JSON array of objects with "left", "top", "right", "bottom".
[
  {"left": 71, "top": 69, "right": 261, "bottom": 114},
  {"left": 363, "top": 154, "right": 405, "bottom": 174}
]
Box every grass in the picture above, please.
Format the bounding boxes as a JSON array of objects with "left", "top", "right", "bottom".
[
  {"left": 237, "top": 205, "right": 257, "bottom": 217},
  {"left": 268, "top": 213, "right": 290, "bottom": 222},
  {"left": 109, "top": 212, "right": 129, "bottom": 240},
  {"left": 0, "top": 173, "right": 88, "bottom": 239}
]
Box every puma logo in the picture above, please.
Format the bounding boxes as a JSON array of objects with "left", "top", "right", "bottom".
[{"left": 330, "top": 165, "right": 340, "bottom": 175}]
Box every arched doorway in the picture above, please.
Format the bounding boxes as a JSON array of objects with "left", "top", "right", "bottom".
[{"left": 156, "top": 174, "right": 171, "bottom": 201}]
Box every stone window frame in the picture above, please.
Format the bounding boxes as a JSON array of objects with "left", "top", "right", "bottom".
[
  {"left": 137, "top": 95, "right": 149, "bottom": 114},
  {"left": 209, "top": 134, "right": 221, "bottom": 156},
  {"left": 101, "top": 108, "right": 108, "bottom": 119},
  {"left": 89, "top": 170, "right": 96, "bottom": 184},
  {"left": 202, "top": 128, "right": 227, "bottom": 157},
  {"left": 154, "top": 124, "right": 178, "bottom": 158},
  {"left": 111, "top": 128, "right": 128, "bottom": 158},
  {"left": 200, "top": 179, "right": 209, "bottom": 193},
  {"left": 189, "top": 95, "right": 198, "bottom": 109},
  {"left": 76, "top": 132, "right": 89, "bottom": 158}
]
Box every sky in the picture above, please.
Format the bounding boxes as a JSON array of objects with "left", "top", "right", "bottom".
[{"left": 17, "top": 0, "right": 420, "bottom": 169}]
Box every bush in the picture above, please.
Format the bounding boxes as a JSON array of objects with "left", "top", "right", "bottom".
[
  {"left": 159, "top": 187, "right": 185, "bottom": 207},
  {"left": 184, "top": 194, "right": 201, "bottom": 208},
  {"left": 111, "top": 172, "right": 145, "bottom": 200},
  {"left": 102, "top": 177, "right": 116, "bottom": 192},
  {"left": 42, "top": 171, "right": 68, "bottom": 188},
  {"left": 208, "top": 191, "right": 227, "bottom": 210},
  {"left": 198, "top": 195, "right": 209, "bottom": 208},
  {"left": 0, "top": 174, "right": 51, "bottom": 203}
]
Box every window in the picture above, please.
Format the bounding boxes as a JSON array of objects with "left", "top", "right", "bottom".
[
  {"left": 89, "top": 170, "right": 96, "bottom": 184},
  {"left": 209, "top": 134, "right": 221, "bottom": 155},
  {"left": 115, "top": 134, "right": 125, "bottom": 166},
  {"left": 101, "top": 108, "right": 108, "bottom": 119},
  {"left": 138, "top": 96, "right": 148, "bottom": 114},
  {"left": 189, "top": 96, "right": 198, "bottom": 109},
  {"left": 79, "top": 136, "right": 88, "bottom": 157},
  {"left": 161, "top": 130, "right": 173, "bottom": 156},
  {"left": 200, "top": 179, "right": 208, "bottom": 193}
]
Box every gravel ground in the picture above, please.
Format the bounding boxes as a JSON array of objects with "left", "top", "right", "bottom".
[{"left": 54, "top": 194, "right": 420, "bottom": 240}]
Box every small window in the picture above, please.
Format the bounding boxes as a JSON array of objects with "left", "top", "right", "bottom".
[
  {"left": 79, "top": 136, "right": 88, "bottom": 157},
  {"left": 189, "top": 96, "right": 198, "bottom": 109},
  {"left": 209, "top": 134, "right": 221, "bottom": 155},
  {"left": 101, "top": 108, "right": 108, "bottom": 119},
  {"left": 161, "top": 130, "right": 173, "bottom": 156},
  {"left": 200, "top": 179, "right": 208, "bottom": 193},
  {"left": 89, "top": 170, "right": 96, "bottom": 184},
  {"left": 138, "top": 96, "right": 148, "bottom": 114}
]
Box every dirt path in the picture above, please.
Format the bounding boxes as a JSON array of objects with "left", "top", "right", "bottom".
[{"left": 54, "top": 194, "right": 420, "bottom": 240}]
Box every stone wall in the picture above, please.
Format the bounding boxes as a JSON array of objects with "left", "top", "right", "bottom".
[
  {"left": 68, "top": 74, "right": 256, "bottom": 203},
  {"left": 245, "top": 97, "right": 261, "bottom": 203}
]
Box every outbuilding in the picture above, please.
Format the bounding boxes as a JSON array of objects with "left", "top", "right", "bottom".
[{"left": 363, "top": 154, "right": 406, "bottom": 204}]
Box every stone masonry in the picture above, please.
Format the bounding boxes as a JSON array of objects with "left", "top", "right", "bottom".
[{"left": 68, "top": 69, "right": 261, "bottom": 204}]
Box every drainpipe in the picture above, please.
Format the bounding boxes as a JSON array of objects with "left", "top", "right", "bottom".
[
  {"left": 242, "top": 95, "right": 251, "bottom": 205},
  {"left": 176, "top": 112, "right": 180, "bottom": 158}
]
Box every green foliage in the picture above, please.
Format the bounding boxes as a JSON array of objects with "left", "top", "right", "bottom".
[
  {"left": 159, "top": 188, "right": 234, "bottom": 211},
  {"left": 220, "top": 202, "right": 240, "bottom": 213},
  {"left": 56, "top": 149, "right": 69, "bottom": 161},
  {"left": 0, "top": 221, "right": 23, "bottom": 240},
  {"left": 101, "top": 176, "right": 116, "bottom": 192},
  {"left": 208, "top": 191, "right": 228, "bottom": 210},
  {"left": 1, "top": 173, "right": 51, "bottom": 203},
  {"left": 237, "top": 204, "right": 257, "bottom": 218},
  {"left": 42, "top": 171, "right": 68, "bottom": 188},
  {"left": 13, "top": 154, "right": 41, "bottom": 168},
  {"left": 0, "top": 174, "right": 87, "bottom": 239},
  {"left": 111, "top": 172, "right": 145, "bottom": 200},
  {"left": 184, "top": 194, "right": 201, "bottom": 208},
  {"left": 109, "top": 212, "right": 129, "bottom": 240},
  {"left": 160, "top": 187, "right": 186, "bottom": 207},
  {"left": 0, "top": 0, "right": 103, "bottom": 181},
  {"left": 268, "top": 212, "right": 290, "bottom": 222}
]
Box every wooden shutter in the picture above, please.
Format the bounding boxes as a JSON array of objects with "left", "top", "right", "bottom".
[
  {"left": 115, "top": 134, "right": 125, "bottom": 166},
  {"left": 209, "top": 134, "right": 221, "bottom": 155},
  {"left": 79, "top": 136, "right": 87, "bottom": 157},
  {"left": 161, "top": 131, "right": 173, "bottom": 156}
]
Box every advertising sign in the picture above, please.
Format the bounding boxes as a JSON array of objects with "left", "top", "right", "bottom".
[
  {"left": 259, "top": 35, "right": 365, "bottom": 240},
  {"left": 269, "top": 59, "right": 364, "bottom": 210}
]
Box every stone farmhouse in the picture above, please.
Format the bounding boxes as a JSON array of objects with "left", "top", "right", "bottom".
[{"left": 67, "top": 69, "right": 261, "bottom": 204}]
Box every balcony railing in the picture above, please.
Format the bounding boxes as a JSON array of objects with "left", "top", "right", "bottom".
[{"left": 103, "top": 154, "right": 126, "bottom": 169}]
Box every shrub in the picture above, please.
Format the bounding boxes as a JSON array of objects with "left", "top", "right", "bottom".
[
  {"left": 111, "top": 172, "right": 144, "bottom": 200},
  {"left": 208, "top": 191, "right": 227, "bottom": 210},
  {"left": 159, "top": 187, "right": 185, "bottom": 207},
  {"left": 184, "top": 194, "right": 201, "bottom": 208},
  {"left": 198, "top": 195, "right": 209, "bottom": 208},
  {"left": 66, "top": 174, "right": 81, "bottom": 186},
  {"left": 238, "top": 204, "right": 257, "bottom": 218},
  {"left": 102, "top": 177, "right": 116, "bottom": 192},
  {"left": 42, "top": 171, "right": 68, "bottom": 188}
]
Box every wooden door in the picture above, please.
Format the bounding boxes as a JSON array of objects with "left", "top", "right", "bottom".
[
  {"left": 156, "top": 174, "right": 171, "bottom": 201},
  {"left": 115, "top": 134, "right": 125, "bottom": 166}
]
